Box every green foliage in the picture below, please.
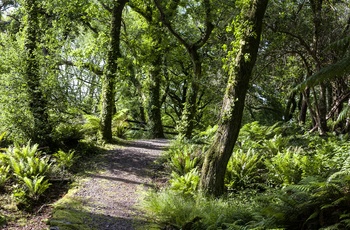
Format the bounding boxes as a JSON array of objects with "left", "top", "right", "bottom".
[
  {"left": 52, "top": 122, "right": 84, "bottom": 147},
  {"left": 297, "top": 55, "right": 350, "bottom": 91},
  {"left": 112, "top": 110, "right": 130, "bottom": 139},
  {"left": 191, "top": 125, "right": 218, "bottom": 145},
  {"left": 0, "top": 165, "right": 10, "bottom": 188},
  {"left": 226, "top": 148, "right": 263, "bottom": 190},
  {"left": 142, "top": 121, "right": 350, "bottom": 229},
  {"left": 265, "top": 147, "right": 304, "bottom": 186},
  {"left": 0, "top": 131, "right": 8, "bottom": 148},
  {"left": 169, "top": 169, "right": 200, "bottom": 196},
  {"left": 0, "top": 141, "right": 52, "bottom": 207},
  {"left": 166, "top": 141, "right": 201, "bottom": 176},
  {"left": 53, "top": 149, "right": 77, "bottom": 170},
  {"left": 139, "top": 190, "right": 263, "bottom": 229},
  {"left": 6, "top": 142, "right": 51, "bottom": 180},
  {"left": 82, "top": 114, "right": 101, "bottom": 139},
  {"left": 21, "top": 176, "right": 51, "bottom": 201}
]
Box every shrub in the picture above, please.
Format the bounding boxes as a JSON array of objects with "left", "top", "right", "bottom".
[
  {"left": 82, "top": 114, "right": 101, "bottom": 140},
  {"left": 164, "top": 139, "right": 202, "bottom": 176},
  {"left": 21, "top": 176, "right": 51, "bottom": 201},
  {"left": 139, "top": 189, "right": 263, "bottom": 230},
  {"left": 2, "top": 142, "right": 52, "bottom": 207}
]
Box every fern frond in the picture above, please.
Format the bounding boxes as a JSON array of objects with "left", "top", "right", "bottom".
[{"left": 296, "top": 55, "right": 350, "bottom": 91}]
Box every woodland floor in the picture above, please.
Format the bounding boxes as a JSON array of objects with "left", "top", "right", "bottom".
[{"left": 1, "top": 139, "right": 169, "bottom": 230}]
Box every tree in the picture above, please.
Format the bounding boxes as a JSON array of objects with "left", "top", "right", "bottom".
[
  {"left": 100, "top": 0, "right": 129, "bottom": 142},
  {"left": 22, "top": 0, "right": 53, "bottom": 146},
  {"left": 129, "top": 1, "right": 165, "bottom": 138},
  {"left": 200, "top": 0, "right": 268, "bottom": 197},
  {"left": 154, "top": 0, "right": 214, "bottom": 138}
]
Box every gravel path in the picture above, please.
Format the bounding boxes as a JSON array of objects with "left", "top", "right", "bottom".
[{"left": 49, "top": 139, "right": 169, "bottom": 230}]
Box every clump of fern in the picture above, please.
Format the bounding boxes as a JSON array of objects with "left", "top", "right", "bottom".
[
  {"left": 139, "top": 189, "right": 266, "bottom": 229},
  {"left": 226, "top": 148, "right": 264, "bottom": 191},
  {"left": 52, "top": 122, "right": 84, "bottom": 147},
  {"left": 169, "top": 168, "right": 200, "bottom": 196},
  {"left": 112, "top": 110, "right": 130, "bottom": 139},
  {"left": 82, "top": 114, "right": 101, "bottom": 140},
  {"left": 2, "top": 142, "right": 52, "bottom": 207}
]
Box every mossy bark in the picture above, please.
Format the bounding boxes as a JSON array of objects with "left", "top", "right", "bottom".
[
  {"left": 200, "top": 0, "right": 268, "bottom": 197},
  {"left": 23, "top": 0, "right": 52, "bottom": 146},
  {"left": 178, "top": 48, "right": 201, "bottom": 139},
  {"left": 100, "top": 0, "right": 128, "bottom": 142},
  {"left": 148, "top": 44, "right": 165, "bottom": 138}
]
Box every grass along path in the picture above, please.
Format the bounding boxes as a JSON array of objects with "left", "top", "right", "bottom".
[{"left": 48, "top": 139, "right": 169, "bottom": 230}]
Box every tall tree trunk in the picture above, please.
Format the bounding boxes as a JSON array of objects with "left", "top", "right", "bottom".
[
  {"left": 310, "top": 0, "right": 328, "bottom": 135},
  {"left": 100, "top": 0, "right": 128, "bottom": 142},
  {"left": 23, "top": 0, "right": 52, "bottom": 146},
  {"left": 178, "top": 49, "right": 201, "bottom": 138},
  {"left": 148, "top": 42, "right": 165, "bottom": 138},
  {"left": 200, "top": 0, "right": 268, "bottom": 197}
]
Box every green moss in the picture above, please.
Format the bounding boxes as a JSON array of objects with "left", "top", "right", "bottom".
[{"left": 49, "top": 189, "right": 94, "bottom": 230}]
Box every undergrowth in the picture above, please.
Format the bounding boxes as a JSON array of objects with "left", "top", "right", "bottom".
[{"left": 140, "top": 121, "right": 350, "bottom": 229}]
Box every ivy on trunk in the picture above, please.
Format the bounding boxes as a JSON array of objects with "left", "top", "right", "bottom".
[{"left": 200, "top": 0, "right": 269, "bottom": 197}]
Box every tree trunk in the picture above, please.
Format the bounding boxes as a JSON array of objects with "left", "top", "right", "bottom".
[
  {"left": 284, "top": 92, "right": 297, "bottom": 121},
  {"left": 148, "top": 42, "right": 165, "bottom": 138},
  {"left": 299, "top": 89, "right": 310, "bottom": 124},
  {"left": 317, "top": 83, "right": 328, "bottom": 134},
  {"left": 178, "top": 49, "right": 201, "bottom": 138},
  {"left": 200, "top": 0, "right": 268, "bottom": 197},
  {"left": 100, "top": 0, "right": 128, "bottom": 142},
  {"left": 23, "top": 0, "right": 52, "bottom": 146}
]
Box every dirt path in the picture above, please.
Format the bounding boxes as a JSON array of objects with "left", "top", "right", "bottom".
[{"left": 49, "top": 139, "right": 169, "bottom": 230}]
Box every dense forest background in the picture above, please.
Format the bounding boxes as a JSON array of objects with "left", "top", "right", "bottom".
[
  {"left": 1, "top": 0, "right": 348, "bottom": 145},
  {"left": 1, "top": 0, "right": 350, "bottom": 229}
]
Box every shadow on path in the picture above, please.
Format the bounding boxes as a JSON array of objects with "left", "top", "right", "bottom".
[
  {"left": 49, "top": 139, "right": 170, "bottom": 230},
  {"left": 96, "top": 139, "right": 169, "bottom": 180}
]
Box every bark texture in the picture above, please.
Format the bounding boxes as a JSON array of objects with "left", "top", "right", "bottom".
[
  {"left": 200, "top": 0, "right": 268, "bottom": 197},
  {"left": 100, "top": 0, "right": 128, "bottom": 142},
  {"left": 24, "top": 0, "right": 52, "bottom": 146},
  {"left": 148, "top": 42, "right": 165, "bottom": 138}
]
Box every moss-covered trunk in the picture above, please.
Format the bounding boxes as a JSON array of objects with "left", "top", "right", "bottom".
[
  {"left": 200, "top": 0, "right": 268, "bottom": 197},
  {"left": 178, "top": 49, "right": 201, "bottom": 139},
  {"left": 23, "top": 0, "right": 52, "bottom": 146},
  {"left": 148, "top": 44, "right": 165, "bottom": 138},
  {"left": 100, "top": 0, "right": 128, "bottom": 142}
]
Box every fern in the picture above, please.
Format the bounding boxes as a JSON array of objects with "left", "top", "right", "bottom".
[
  {"left": 169, "top": 169, "right": 200, "bottom": 196},
  {"left": 167, "top": 144, "right": 201, "bottom": 176},
  {"left": 0, "top": 165, "right": 10, "bottom": 187},
  {"left": 21, "top": 176, "right": 51, "bottom": 200},
  {"left": 297, "top": 55, "right": 350, "bottom": 90},
  {"left": 265, "top": 147, "right": 304, "bottom": 186},
  {"left": 82, "top": 114, "right": 101, "bottom": 138},
  {"left": 53, "top": 149, "right": 76, "bottom": 170},
  {"left": 7, "top": 142, "right": 51, "bottom": 180}
]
